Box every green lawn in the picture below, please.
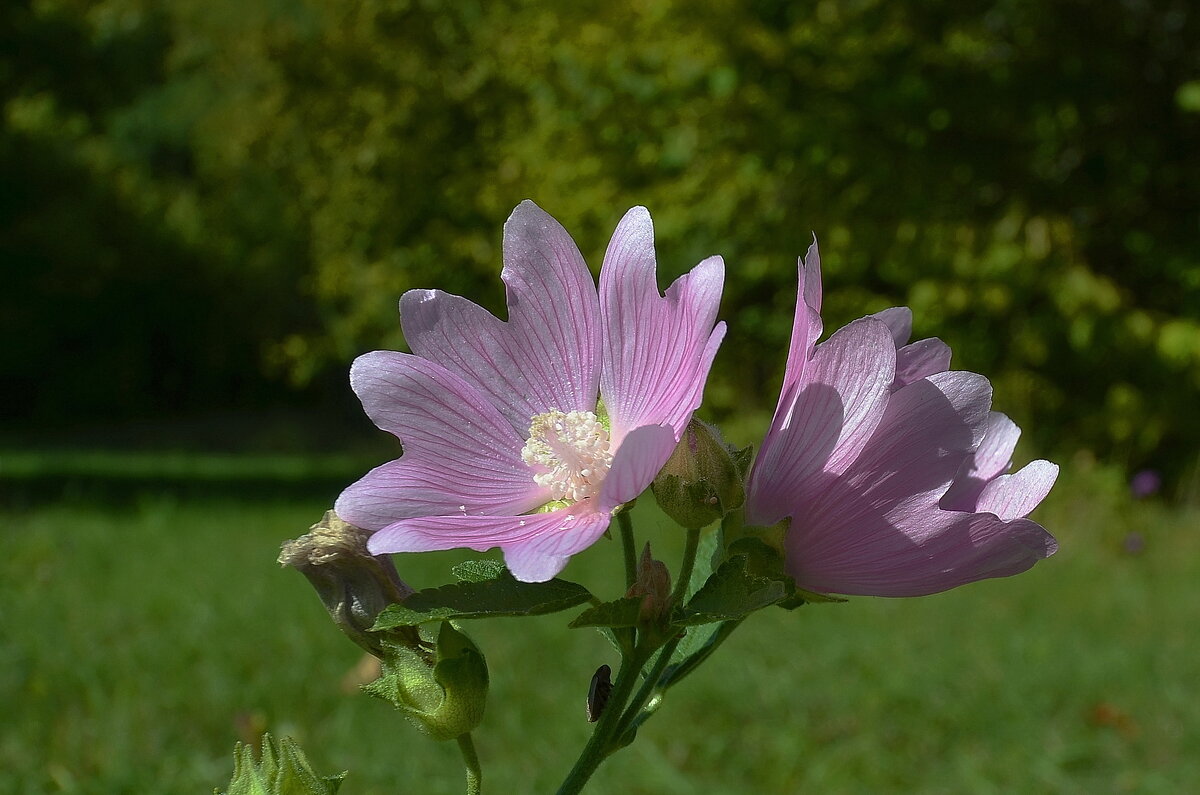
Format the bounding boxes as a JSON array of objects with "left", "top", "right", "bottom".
[{"left": 2, "top": 457, "right": 1196, "bottom": 793}]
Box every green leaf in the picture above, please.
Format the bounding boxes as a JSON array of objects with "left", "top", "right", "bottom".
[
  {"left": 668, "top": 620, "right": 723, "bottom": 669},
  {"left": 450, "top": 559, "right": 505, "bottom": 583},
  {"left": 567, "top": 596, "right": 644, "bottom": 629},
  {"left": 371, "top": 571, "right": 592, "bottom": 628},
  {"left": 776, "top": 587, "right": 848, "bottom": 609},
  {"left": 685, "top": 526, "right": 721, "bottom": 601},
  {"left": 676, "top": 542, "right": 793, "bottom": 625}
]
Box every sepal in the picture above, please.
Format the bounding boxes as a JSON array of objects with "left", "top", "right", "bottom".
[{"left": 215, "top": 733, "right": 345, "bottom": 795}]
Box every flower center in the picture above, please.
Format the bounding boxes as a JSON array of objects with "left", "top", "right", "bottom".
[{"left": 521, "top": 410, "right": 613, "bottom": 502}]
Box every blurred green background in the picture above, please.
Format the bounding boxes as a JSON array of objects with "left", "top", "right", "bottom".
[{"left": 3, "top": 0, "right": 1199, "bottom": 792}]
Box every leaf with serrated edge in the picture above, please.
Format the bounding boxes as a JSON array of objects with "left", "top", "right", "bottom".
[
  {"left": 568, "top": 596, "right": 644, "bottom": 629},
  {"left": 372, "top": 572, "right": 592, "bottom": 628},
  {"left": 676, "top": 553, "right": 791, "bottom": 625},
  {"left": 451, "top": 559, "right": 505, "bottom": 583}
]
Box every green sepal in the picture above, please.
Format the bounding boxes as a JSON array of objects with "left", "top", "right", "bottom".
[
  {"left": 730, "top": 443, "right": 755, "bottom": 479},
  {"left": 363, "top": 622, "right": 488, "bottom": 741},
  {"left": 215, "top": 733, "right": 345, "bottom": 795},
  {"left": 371, "top": 569, "right": 592, "bottom": 628},
  {"left": 567, "top": 596, "right": 645, "bottom": 629}
]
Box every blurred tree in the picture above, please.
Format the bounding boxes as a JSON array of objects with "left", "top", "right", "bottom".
[{"left": 3, "top": 0, "right": 1197, "bottom": 475}]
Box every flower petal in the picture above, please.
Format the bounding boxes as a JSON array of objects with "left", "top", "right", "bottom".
[
  {"left": 845, "top": 371, "right": 993, "bottom": 507},
  {"left": 975, "top": 459, "right": 1060, "bottom": 520},
  {"left": 786, "top": 503, "right": 1058, "bottom": 597},
  {"left": 776, "top": 242, "right": 824, "bottom": 416},
  {"left": 367, "top": 509, "right": 612, "bottom": 582},
  {"left": 598, "top": 207, "right": 725, "bottom": 441},
  {"left": 940, "top": 411, "right": 1020, "bottom": 511},
  {"left": 893, "top": 337, "right": 952, "bottom": 389},
  {"left": 599, "top": 423, "right": 680, "bottom": 511},
  {"left": 746, "top": 317, "right": 895, "bottom": 525},
  {"left": 334, "top": 351, "right": 544, "bottom": 530},
  {"left": 400, "top": 200, "right": 601, "bottom": 433},
  {"left": 871, "top": 306, "right": 913, "bottom": 346}
]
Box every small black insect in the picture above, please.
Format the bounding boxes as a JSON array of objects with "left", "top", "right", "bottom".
[{"left": 586, "top": 664, "right": 613, "bottom": 722}]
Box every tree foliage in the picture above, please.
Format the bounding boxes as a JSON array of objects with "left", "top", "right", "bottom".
[{"left": 3, "top": 0, "right": 1197, "bottom": 473}]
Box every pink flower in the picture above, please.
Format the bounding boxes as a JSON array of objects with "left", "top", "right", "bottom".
[
  {"left": 336, "top": 201, "right": 725, "bottom": 582},
  {"left": 744, "top": 241, "right": 1058, "bottom": 597}
]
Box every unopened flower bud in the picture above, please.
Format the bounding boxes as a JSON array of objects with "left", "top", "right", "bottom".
[
  {"left": 364, "top": 621, "right": 489, "bottom": 741},
  {"left": 652, "top": 419, "right": 746, "bottom": 529},
  {"left": 217, "top": 732, "right": 346, "bottom": 795},
  {"left": 626, "top": 543, "right": 674, "bottom": 635},
  {"left": 279, "top": 510, "right": 416, "bottom": 657}
]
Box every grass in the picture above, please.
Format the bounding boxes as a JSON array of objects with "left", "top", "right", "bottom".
[{"left": 2, "top": 454, "right": 1197, "bottom": 793}]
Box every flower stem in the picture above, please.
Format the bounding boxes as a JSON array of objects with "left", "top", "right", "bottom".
[
  {"left": 556, "top": 645, "right": 651, "bottom": 795},
  {"left": 457, "top": 733, "right": 481, "bottom": 795},
  {"left": 657, "top": 618, "right": 744, "bottom": 691},
  {"left": 617, "top": 510, "right": 637, "bottom": 590},
  {"left": 556, "top": 526, "right": 707, "bottom": 793},
  {"left": 671, "top": 526, "right": 702, "bottom": 606},
  {"left": 609, "top": 526, "right": 703, "bottom": 744}
]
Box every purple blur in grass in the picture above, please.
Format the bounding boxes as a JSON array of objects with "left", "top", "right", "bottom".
[
  {"left": 745, "top": 240, "right": 1058, "bottom": 597},
  {"left": 336, "top": 201, "right": 725, "bottom": 582}
]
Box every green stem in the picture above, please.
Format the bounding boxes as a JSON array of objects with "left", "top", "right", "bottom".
[
  {"left": 671, "top": 527, "right": 702, "bottom": 606},
  {"left": 556, "top": 646, "right": 652, "bottom": 795},
  {"left": 617, "top": 510, "right": 637, "bottom": 590},
  {"left": 610, "top": 527, "right": 703, "bottom": 744},
  {"left": 457, "top": 733, "right": 481, "bottom": 795},
  {"left": 556, "top": 527, "right": 707, "bottom": 793},
  {"left": 611, "top": 634, "right": 683, "bottom": 745}
]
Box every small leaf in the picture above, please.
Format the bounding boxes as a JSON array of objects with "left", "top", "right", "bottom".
[
  {"left": 777, "top": 587, "right": 848, "bottom": 609},
  {"left": 685, "top": 526, "right": 721, "bottom": 601},
  {"left": 450, "top": 559, "right": 505, "bottom": 583},
  {"left": 372, "top": 571, "right": 592, "bottom": 628},
  {"left": 676, "top": 548, "right": 792, "bottom": 625},
  {"left": 668, "top": 620, "right": 723, "bottom": 668},
  {"left": 568, "top": 596, "right": 644, "bottom": 629}
]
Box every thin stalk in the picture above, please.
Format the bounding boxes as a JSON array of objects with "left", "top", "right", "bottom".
[
  {"left": 611, "top": 634, "right": 683, "bottom": 745},
  {"left": 556, "top": 646, "right": 652, "bottom": 795},
  {"left": 610, "top": 527, "right": 702, "bottom": 743},
  {"left": 456, "top": 733, "right": 481, "bottom": 795},
  {"left": 670, "top": 527, "right": 702, "bottom": 606},
  {"left": 617, "top": 510, "right": 637, "bottom": 590}
]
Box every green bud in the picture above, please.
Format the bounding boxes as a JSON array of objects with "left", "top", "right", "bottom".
[
  {"left": 279, "top": 511, "right": 418, "bottom": 657},
  {"left": 652, "top": 419, "right": 746, "bottom": 529},
  {"left": 363, "top": 621, "right": 489, "bottom": 741},
  {"left": 215, "top": 733, "right": 345, "bottom": 795}
]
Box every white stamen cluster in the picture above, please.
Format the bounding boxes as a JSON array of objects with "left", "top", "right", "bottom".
[{"left": 521, "top": 410, "right": 613, "bottom": 502}]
